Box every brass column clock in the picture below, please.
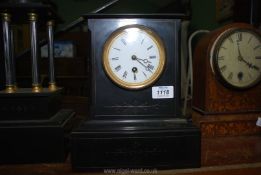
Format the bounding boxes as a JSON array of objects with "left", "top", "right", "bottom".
[
  {"left": 192, "top": 23, "right": 261, "bottom": 166},
  {"left": 71, "top": 14, "right": 200, "bottom": 170}
]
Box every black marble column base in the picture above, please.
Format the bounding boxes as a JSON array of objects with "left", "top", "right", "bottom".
[
  {"left": 0, "top": 88, "right": 63, "bottom": 120},
  {"left": 0, "top": 109, "right": 75, "bottom": 164}
]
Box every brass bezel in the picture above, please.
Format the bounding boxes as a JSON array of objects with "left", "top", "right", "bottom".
[
  {"left": 211, "top": 28, "right": 261, "bottom": 90},
  {"left": 103, "top": 24, "right": 166, "bottom": 90}
]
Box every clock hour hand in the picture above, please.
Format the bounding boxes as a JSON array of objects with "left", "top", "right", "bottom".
[
  {"left": 132, "top": 55, "right": 153, "bottom": 73},
  {"left": 245, "top": 61, "right": 260, "bottom": 71},
  {"left": 238, "top": 55, "right": 248, "bottom": 64},
  {"left": 132, "top": 67, "right": 137, "bottom": 80},
  {"left": 239, "top": 57, "right": 260, "bottom": 71}
]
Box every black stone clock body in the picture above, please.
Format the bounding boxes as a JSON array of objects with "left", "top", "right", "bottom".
[
  {"left": 71, "top": 14, "right": 200, "bottom": 170},
  {"left": 88, "top": 15, "right": 181, "bottom": 119}
]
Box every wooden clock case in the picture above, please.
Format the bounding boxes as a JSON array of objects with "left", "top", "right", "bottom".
[
  {"left": 192, "top": 23, "right": 261, "bottom": 166},
  {"left": 71, "top": 14, "right": 201, "bottom": 170}
]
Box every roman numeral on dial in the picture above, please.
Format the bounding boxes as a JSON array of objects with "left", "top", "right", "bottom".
[
  {"left": 115, "top": 65, "right": 121, "bottom": 72},
  {"left": 121, "top": 38, "right": 127, "bottom": 46},
  {"left": 254, "top": 45, "right": 261, "bottom": 50},
  {"left": 111, "top": 57, "right": 119, "bottom": 60},
  {"left": 228, "top": 37, "right": 233, "bottom": 43},
  {"left": 147, "top": 45, "right": 153, "bottom": 50},
  {"left": 218, "top": 56, "right": 224, "bottom": 61},
  {"left": 113, "top": 47, "right": 121, "bottom": 51},
  {"left": 122, "top": 71, "right": 127, "bottom": 79},
  {"left": 237, "top": 33, "right": 242, "bottom": 41},
  {"left": 220, "top": 65, "right": 227, "bottom": 72},
  {"left": 228, "top": 72, "right": 233, "bottom": 80}
]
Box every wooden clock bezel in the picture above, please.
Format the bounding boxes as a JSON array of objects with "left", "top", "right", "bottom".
[{"left": 210, "top": 28, "right": 261, "bottom": 90}]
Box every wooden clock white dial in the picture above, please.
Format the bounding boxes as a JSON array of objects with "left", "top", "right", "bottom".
[
  {"left": 211, "top": 29, "right": 261, "bottom": 89},
  {"left": 103, "top": 25, "right": 165, "bottom": 90}
]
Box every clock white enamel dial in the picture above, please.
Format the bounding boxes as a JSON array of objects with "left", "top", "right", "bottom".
[
  {"left": 103, "top": 24, "right": 166, "bottom": 90},
  {"left": 211, "top": 29, "right": 261, "bottom": 89}
]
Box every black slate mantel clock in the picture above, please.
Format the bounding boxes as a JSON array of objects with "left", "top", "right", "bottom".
[{"left": 71, "top": 14, "right": 200, "bottom": 170}]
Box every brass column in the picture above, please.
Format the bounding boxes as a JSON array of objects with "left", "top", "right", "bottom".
[
  {"left": 28, "top": 13, "right": 41, "bottom": 92},
  {"left": 47, "top": 20, "right": 57, "bottom": 91},
  {"left": 2, "top": 13, "right": 16, "bottom": 93},
  {"left": 10, "top": 24, "right": 17, "bottom": 89}
]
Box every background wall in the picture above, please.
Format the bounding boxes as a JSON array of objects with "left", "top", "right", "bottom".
[
  {"left": 51, "top": 0, "right": 222, "bottom": 32},
  {"left": 190, "top": 0, "right": 220, "bottom": 31},
  {"left": 47, "top": 0, "right": 260, "bottom": 34},
  {"left": 52, "top": 0, "right": 192, "bottom": 29},
  {"left": 51, "top": 0, "right": 109, "bottom": 28}
]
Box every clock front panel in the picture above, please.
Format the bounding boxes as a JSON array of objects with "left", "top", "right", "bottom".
[{"left": 88, "top": 18, "right": 181, "bottom": 118}]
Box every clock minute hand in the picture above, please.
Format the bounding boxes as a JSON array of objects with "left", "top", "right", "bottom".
[
  {"left": 137, "top": 58, "right": 151, "bottom": 64},
  {"left": 236, "top": 42, "right": 258, "bottom": 70},
  {"left": 136, "top": 59, "right": 153, "bottom": 73},
  {"left": 236, "top": 42, "right": 248, "bottom": 64},
  {"left": 236, "top": 43, "right": 248, "bottom": 65}
]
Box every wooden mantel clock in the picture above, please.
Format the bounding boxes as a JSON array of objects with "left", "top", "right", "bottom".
[
  {"left": 192, "top": 23, "right": 261, "bottom": 166},
  {"left": 71, "top": 14, "right": 201, "bottom": 170}
]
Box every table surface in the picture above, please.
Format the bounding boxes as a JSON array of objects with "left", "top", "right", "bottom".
[{"left": 0, "top": 160, "right": 261, "bottom": 175}]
